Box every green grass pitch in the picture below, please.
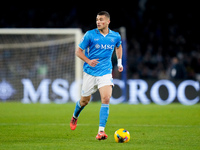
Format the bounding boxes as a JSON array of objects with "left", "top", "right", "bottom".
[{"left": 0, "top": 102, "right": 200, "bottom": 150}]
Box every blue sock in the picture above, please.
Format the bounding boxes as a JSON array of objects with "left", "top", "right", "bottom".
[
  {"left": 73, "top": 100, "right": 85, "bottom": 118},
  {"left": 99, "top": 104, "right": 109, "bottom": 128}
]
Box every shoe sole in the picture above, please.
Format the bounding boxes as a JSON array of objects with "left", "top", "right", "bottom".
[{"left": 96, "top": 136, "right": 108, "bottom": 140}]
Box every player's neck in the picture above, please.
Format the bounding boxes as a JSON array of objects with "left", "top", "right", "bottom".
[{"left": 99, "top": 28, "right": 109, "bottom": 36}]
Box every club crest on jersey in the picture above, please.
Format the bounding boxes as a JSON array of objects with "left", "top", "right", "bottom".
[
  {"left": 111, "top": 38, "right": 115, "bottom": 43},
  {"left": 95, "top": 44, "right": 114, "bottom": 50}
]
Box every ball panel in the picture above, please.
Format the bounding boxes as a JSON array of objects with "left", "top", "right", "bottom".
[{"left": 114, "top": 128, "right": 130, "bottom": 143}]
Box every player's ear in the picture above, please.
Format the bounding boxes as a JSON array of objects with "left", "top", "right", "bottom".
[{"left": 107, "top": 20, "right": 110, "bottom": 25}]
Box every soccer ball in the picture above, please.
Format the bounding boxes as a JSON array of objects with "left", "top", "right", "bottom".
[{"left": 114, "top": 128, "right": 130, "bottom": 143}]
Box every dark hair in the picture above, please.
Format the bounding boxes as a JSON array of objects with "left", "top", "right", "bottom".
[{"left": 97, "top": 11, "right": 110, "bottom": 19}]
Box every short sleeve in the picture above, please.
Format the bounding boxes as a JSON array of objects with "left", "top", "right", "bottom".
[
  {"left": 79, "top": 31, "right": 90, "bottom": 50},
  {"left": 116, "top": 33, "right": 122, "bottom": 48}
]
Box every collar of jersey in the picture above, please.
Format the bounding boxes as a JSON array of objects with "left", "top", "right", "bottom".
[{"left": 95, "top": 28, "right": 112, "bottom": 35}]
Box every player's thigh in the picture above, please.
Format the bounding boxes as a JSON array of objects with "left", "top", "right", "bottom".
[
  {"left": 99, "top": 85, "right": 112, "bottom": 104},
  {"left": 97, "top": 74, "right": 113, "bottom": 104}
]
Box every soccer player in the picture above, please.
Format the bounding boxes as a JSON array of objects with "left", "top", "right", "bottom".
[{"left": 70, "top": 11, "right": 123, "bottom": 140}]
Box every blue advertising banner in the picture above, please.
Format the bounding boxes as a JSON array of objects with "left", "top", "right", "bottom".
[{"left": 0, "top": 79, "right": 199, "bottom": 105}]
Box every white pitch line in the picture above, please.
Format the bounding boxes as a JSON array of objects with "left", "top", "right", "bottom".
[
  {"left": 78, "top": 124, "right": 199, "bottom": 128},
  {"left": 0, "top": 123, "right": 199, "bottom": 128}
]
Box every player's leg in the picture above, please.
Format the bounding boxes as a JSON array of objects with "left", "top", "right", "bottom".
[
  {"left": 96, "top": 85, "right": 112, "bottom": 140},
  {"left": 99, "top": 85, "right": 112, "bottom": 131},
  {"left": 70, "top": 72, "right": 97, "bottom": 130},
  {"left": 70, "top": 95, "right": 91, "bottom": 130},
  {"left": 73, "top": 95, "right": 91, "bottom": 119}
]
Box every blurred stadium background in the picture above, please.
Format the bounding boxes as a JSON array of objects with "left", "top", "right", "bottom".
[{"left": 0, "top": 1, "right": 199, "bottom": 104}]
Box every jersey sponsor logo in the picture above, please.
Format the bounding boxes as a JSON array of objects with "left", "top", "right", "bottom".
[
  {"left": 95, "top": 44, "right": 115, "bottom": 50},
  {"left": 101, "top": 44, "right": 115, "bottom": 50}
]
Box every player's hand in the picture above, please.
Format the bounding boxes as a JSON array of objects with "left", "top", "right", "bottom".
[
  {"left": 88, "top": 59, "right": 99, "bottom": 67},
  {"left": 118, "top": 65, "right": 123, "bottom": 72}
]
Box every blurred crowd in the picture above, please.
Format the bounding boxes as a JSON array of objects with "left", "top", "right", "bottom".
[
  {"left": 0, "top": 1, "right": 199, "bottom": 80},
  {"left": 124, "top": 0, "right": 200, "bottom": 80}
]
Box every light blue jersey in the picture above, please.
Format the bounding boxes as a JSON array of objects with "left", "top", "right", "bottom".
[{"left": 79, "top": 28, "right": 122, "bottom": 76}]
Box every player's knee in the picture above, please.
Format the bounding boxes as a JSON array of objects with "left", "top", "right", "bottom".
[
  {"left": 101, "top": 95, "right": 111, "bottom": 104},
  {"left": 80, "top": 100, "right": 89, "bottom": 106},
  {"left": 80, "top": 96, "right": 90, "bottom": 106}
]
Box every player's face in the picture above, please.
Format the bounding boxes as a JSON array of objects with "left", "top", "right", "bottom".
[{"left": 96, "top": 15, "right": 110, "bottom": 30}]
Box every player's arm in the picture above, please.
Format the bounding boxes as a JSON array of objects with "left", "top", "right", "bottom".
[
  {"left": 115, "top": 45, "right": 123, "bottom": 72},
  {"left": 75, "top": 47, "right": 99, "bottom": 67}
]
